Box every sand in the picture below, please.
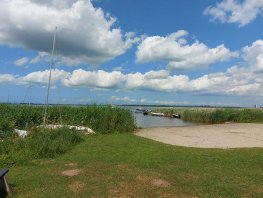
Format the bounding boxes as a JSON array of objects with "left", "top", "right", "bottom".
[
  {"left": 61, "top": 169, "right": 82, "bottom": 177},
  {"left": 135, "top": 123, "right": 263, "bottom": 149}
]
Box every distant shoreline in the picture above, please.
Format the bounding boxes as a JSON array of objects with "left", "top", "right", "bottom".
[{"left": 1, "top": 102, "right": 259, "bottom": 109}]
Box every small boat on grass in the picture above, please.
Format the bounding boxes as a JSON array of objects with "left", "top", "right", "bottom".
[{"left": 151, "top": 112, "right": 165, "bottom": 117}]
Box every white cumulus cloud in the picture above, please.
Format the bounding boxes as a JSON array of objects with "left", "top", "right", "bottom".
[
  {"left": 136, "top": 30, "right": 237, "bottom": 70},
  {"left": 62, "top": 69, "right": 126, "bottom": 90},
  {"left": 242, "top": 40, "right": 263, "bottom": 70},
  {"left": 3, "top": 40, "right": 263, "bottom": 96},
  {"left": 204, "top": 0, "right": 263, "bottom": 27},
  {"left": 0, "top": 0, "right": 136, "bottom": 66},
  {"left": 126, "top": 71, "right": 190, "bottom": 92},
  {"left": 18, "top": 69, "right": 70, "bottom": 85}
]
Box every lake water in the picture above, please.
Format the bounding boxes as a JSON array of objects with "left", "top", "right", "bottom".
[{"left": 126, "top": 106, "right": 194, "bottom": 128}]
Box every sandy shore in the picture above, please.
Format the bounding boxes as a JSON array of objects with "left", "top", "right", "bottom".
[{"left": 135, "top": 123, "right": 263, "bottom": 148}]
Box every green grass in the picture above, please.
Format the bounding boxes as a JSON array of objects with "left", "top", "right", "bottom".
[
  {"left": 155, "top": 107, "right": 263, "bottom": 124},
  {"left": 0, "top": 128, "right": 84, "bottom": 167},
  {"left": 5, "top": 133, "right": 263, "bottom": 198},
  {"left": 0, "top": 104, "right": 135, "bottom": 133}
]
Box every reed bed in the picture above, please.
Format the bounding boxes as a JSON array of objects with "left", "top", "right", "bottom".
[
  {"left": 0, "top": 104, "right": 135, "bottom": 167},
  {"left": 0, "top": 104, "right": 136, "bottom": 133},
  {"left": 155, "top": 107, "right": 263, "bottom": 123}
]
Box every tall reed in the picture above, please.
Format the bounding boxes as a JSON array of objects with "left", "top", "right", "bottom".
[
  {"left": 0, "top": 104, "right": 136, "bottom": 133},
  {"left": 155, "top": 108, "right": 263, "bottom": 123}
]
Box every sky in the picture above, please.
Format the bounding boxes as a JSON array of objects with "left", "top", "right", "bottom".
[{"left": 0, "top": 0, "right": 263, "bottom": 107}]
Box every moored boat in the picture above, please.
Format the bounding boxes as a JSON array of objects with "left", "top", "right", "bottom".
[{"left": 172, "top": 114, "right": 181, "bottom": 118}]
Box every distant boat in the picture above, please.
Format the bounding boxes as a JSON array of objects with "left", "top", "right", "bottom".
[
  {"left": 151, "top": 112, "right": 164, "bottom": 117},
  {"left": 135, "top": 108, "right": 149, "bottom": 113},
  {"left": 143, "top": 110, "right": 151, "bottom": 115},
  {"left": 172, "top": 114, "right": 181, "bottom": 119},
  {"left": 135, "top": 107, "right": 144, "bottom": 112}
]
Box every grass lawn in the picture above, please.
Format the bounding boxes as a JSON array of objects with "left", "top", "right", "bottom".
[{"left": 7, "top": 133, "right": 263, "bottom": 198}]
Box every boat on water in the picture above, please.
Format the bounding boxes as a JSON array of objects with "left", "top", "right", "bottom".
[
  {"left": 135, "top": 107, "right": 145, "bottom": 112},
  {"left": 135, "top": 108, "right": 150, "bottom": 114},
  {"left": 172, "top": 114, "right": 181, "bottom": 118},
  {"left": 143, "top": 109, "right": 151, "bottom": 115}
]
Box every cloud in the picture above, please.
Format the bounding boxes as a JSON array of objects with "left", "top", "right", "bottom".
[
  {"left": 0, "top": 74, "right": 16, "bottom": 84},
  {"left": 126, "top": 71, "right": 190, "bottom": 92},
  {"left": 110, "top": 96, "right": 190, "bottom": 105},
  {"left": 110, "top": 96, "right": 146, "bottom": 103},
  {"left": 29, "top": 52, "right": 49, "bottom": 64},
  {"left": 113, "top": 67, "right": 123, "bottom": 72},
  {"left": 62, "top": 69, "right": 126, "bottom": 89},
  {"left": 3, "top": 40, "right": 263, "bottom": 96},
  {"left": 0, "top": 0, "right": 136, "bottom": 66},
  {"left": 204, "top": 0, "right": 263, "bottom": 27},
  {"left": 242, "top": 40, "right": 263, "bottom": 70},
  {"left": 17, "top": 69, "right": 70, "bottom": 85},
  {"left": 14, "top": 57, "right": 29, "bottom": 66},
  {"left": 136, "top": 30, "right": 237, "bottom": 70}
]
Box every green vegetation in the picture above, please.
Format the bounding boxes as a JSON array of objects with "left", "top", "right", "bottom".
[
  {"left": 6, "top": 134, "right": 263, "bottom": 198},
  {"left": 0, "top": 128, "right": 84, "bottom": 167},
  {"left": 0, "top": 104, "right": 135, "bottom": 133},
  {"left": 155, "top": 107, "right": 263, "bottom": 123},
  {"left": 1, "top": 104, "right": 262, "bottom": 197},
  {"left": 0, "top": 117, "right": 15, "bottom": 139},
  {"left": 0, "top": 104, "right": 135, "bottom": 168}
]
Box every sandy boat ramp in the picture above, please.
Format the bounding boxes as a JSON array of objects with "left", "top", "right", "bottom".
[{"left": 135, "top": 123, "right": 263, "bottom": 149}]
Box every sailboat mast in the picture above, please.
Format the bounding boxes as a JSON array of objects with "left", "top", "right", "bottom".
[{"left": 43, "top": 26, "right": 57, "bottom": 125}]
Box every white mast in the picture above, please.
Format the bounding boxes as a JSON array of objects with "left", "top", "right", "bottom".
[{"left": 43, "top": 26, "right": 57, "bottom": 125}]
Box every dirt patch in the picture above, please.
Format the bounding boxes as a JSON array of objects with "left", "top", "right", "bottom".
[
  {"left": 65, "top": 163, "right": 78, "bottom": 167},
  {"left": 32, "top": 159, "right": 55, "bottom": 165},
  {"left": 108, "top": 188, "right": 130, "bottom": 198},
  {"left": 69, "top": 181, "right": 85, "bottom": 193},
  {"left": 151, "top": 179, "right": 170, "bottom": 187},
  {"left": 61, "top": 169, "right": 82, "bottom": 177}
]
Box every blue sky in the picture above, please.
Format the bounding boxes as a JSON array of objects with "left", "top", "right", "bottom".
[{"left": 0, "top": 0, "right": 263, "bottom": 107}]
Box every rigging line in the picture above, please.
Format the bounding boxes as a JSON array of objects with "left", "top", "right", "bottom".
[
  {"left": 7, "top": 89, "right": 10, "bottom": 103},
  {"left": 52, "top": 37, "right": 63, "bottom": 125},
  {"left": 54, "top": 39, "right": 63, "bottom": 125},
  {"left": 57, "top": 83, "right": 63, "bottom": 125},
  {"left": 43, "top": 26, "right": 57, "bottom": 126},
  {"left": 22, "top": 82, "right": 32, "bottom": 104}
]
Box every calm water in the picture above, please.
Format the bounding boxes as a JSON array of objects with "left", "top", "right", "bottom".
[{"left": 126, "top": 106, "right": 194, "bottom": 128}]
